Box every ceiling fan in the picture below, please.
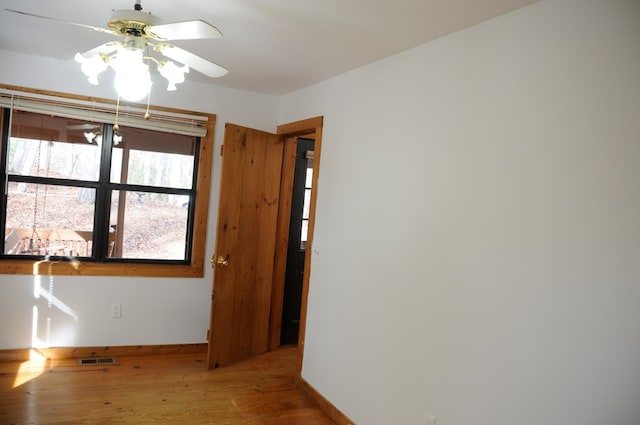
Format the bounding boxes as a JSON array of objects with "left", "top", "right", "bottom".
[
  {"left": 67, "top": 123, "right": 125, "bottom": 145},
  {"left": 6, "top": 0, "right": 228, "bottom": 101}
]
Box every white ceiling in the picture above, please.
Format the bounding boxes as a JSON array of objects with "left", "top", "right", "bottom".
[{"left": 0, "top": 0, "right": 539, "bottom": 95}]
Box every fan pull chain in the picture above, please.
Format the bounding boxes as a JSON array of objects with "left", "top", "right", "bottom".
[
  {"left": 114, "top": 96, "right": 121, "bottom": 131},
  {"left": 145, "top": 88, "right": 151, "bottom": 119},
  {"left": 115, "top": 93, "right": 150, "bottom": 130}
]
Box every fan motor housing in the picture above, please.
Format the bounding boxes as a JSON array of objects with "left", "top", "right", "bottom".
[{"left": 108, "top": 9, "right": 161, "bottom": 36}]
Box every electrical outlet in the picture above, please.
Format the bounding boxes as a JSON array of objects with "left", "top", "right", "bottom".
[
  {"left": 424, "top": 412, "right": 437, "bottom": 425},
  {"left": 111, "top": 304, "right": 122, "bottom": 319}
]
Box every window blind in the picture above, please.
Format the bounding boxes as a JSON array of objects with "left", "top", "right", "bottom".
[{"left": 0, "top": 88, "right": 208, "bottom": 137}]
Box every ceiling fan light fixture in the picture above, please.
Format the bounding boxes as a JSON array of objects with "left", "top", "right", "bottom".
[
  {"left": 83, "top": 131, "right": 102, "bottom": 145},
  {"left": 158, "top": 60, "right": 189, "bottom": 91},
  {"left": 113, "top": 131, "right": 124, "bottom": 145},
  {"left": 75, "top": 52, "right": 108, "bottom": 85},
  {"left": 7, "top": 2, "right": 229, "bottom": 101}
]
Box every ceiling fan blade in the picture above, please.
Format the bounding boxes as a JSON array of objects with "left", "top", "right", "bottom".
[
  {"left": 160, "top": 45, "right": 228, "bottom": 78},
  {"left": 5, "top": 9, "right": 117, "bottom": 36},
  {"left": 147, "top": 20, "right": 222, "bottom": 41},
  {"left": 67, "top": 123, "right": 100, "bottom": 131}
]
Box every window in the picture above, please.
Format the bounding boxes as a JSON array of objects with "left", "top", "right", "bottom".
[
  {"left": 0, "top": 86, "right": 215, "bottom": 277},
  {"left": 300, "top": 151, "right": 314, "bottom": 250}
]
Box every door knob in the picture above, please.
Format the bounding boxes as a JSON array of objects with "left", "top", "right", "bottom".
[{"left": 210, "top": 255, "right": 229, "bottom": 268}]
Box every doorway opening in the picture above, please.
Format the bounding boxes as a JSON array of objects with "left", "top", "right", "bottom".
[{"left": 280, "top": 138, "right": 314, "bottom": 345}]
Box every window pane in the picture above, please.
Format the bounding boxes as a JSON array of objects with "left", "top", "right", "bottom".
[
  {"left": 300, "top": 154, "right": 314, "bottom": 250},
  {"left": 305, "top": 162, "right": 313, "bottom": 189},
  {"left": 109, "top": 190, "right": 189, "bottom": 260},
  {"left": 9, "top": 111, "right": 102, "bottom": 181},
  {"left": 302, "top": 189, "right": 311, "bottom": 220},
  {"left": 5, "top": 182, "right": 95, "bottom": 256},
  {"left": 110, "top": 126, "right": 196, "bottom": 189},
  {"left": 299, "top": 219, "right": 309, "bottom": 250}
]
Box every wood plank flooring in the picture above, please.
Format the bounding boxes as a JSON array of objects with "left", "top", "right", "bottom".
[{"left": 0, "top": 347, "right": 337, "bottom": 424}]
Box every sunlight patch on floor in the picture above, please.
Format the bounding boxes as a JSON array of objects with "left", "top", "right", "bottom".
[{"left": 13, "top": 349, "right": 48, "bottom": 388}]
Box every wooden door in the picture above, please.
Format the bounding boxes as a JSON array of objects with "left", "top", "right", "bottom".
[{"left": 207, "top": 123, "right": 284, "bottom": 369}]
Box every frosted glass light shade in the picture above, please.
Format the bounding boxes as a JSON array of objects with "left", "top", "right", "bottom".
[
  {"left": 158, "top": 61, "right": 189, "bottom": 91},
  {"left": 75, "top": 52, "right": 108, "bottom": 85}
]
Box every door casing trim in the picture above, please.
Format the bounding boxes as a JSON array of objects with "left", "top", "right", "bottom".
[{"left": 274, "top": 117, "right": 323, "bottom": 377}]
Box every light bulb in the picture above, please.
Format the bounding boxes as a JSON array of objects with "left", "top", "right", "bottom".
[{"left": 111, "top": 48, "right": 152, "bottom": 102}]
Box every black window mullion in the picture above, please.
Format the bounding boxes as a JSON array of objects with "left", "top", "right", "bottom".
[
  {"left": 183, "top": 136, "right": 201, "bottom": 263},
  {"left": 109, "top": 183, "right": 192, "bottom": 197},
  {"left": 92, "top": 124, "right": 114, "bottom": 260},
  {"left": 7, "top": 174, "right": 101, "bottom": 190},
  {"left": 0, "top": 108, "right": 10, "bottom": 245}
]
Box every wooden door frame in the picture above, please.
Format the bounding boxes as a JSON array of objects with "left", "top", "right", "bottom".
[{"left": 270, "top": 116, "right": 323, "bottom": 378}]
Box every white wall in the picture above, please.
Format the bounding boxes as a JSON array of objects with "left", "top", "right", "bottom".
[
  {"left": 0, "top": 50, "right": 280, "bottom": 349},
  {"left": 280, "top": 1, "right": 640, "bottom": 424}
]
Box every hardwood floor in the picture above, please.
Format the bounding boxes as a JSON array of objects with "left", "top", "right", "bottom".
[{"left": 0, "top": 347, "right": 337, "bottom": 424}]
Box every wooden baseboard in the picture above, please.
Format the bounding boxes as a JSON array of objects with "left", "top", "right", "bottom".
[
  {"left": 299, "top": 377, "right": 355, "bottom": 425},
  {"left": 0, "top": 343, "right": 207, "bottom": 362}
]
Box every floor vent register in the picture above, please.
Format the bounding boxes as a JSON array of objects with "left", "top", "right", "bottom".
[{"left": 79, "top": 357, "right": 116, "bottom": 365}]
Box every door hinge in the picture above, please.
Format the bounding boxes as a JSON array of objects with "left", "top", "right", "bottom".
[
  {"left": 207, "top": 329, "right": 210, "bottom": 340},
  {"left": 220, "top": 144, "right": 224, "bottom": 156}
]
